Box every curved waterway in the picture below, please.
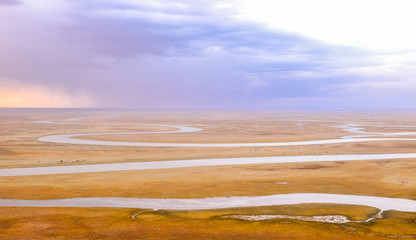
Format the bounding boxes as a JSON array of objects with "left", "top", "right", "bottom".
[
  {"left": 2, "top": 116, "right": 416, "bottom": 212},
  {"left": 2, "top": 153, "right": 416, "bottom": 177},
  {"left": 38, "top": 122, "right": 416, "bottom": 147},
  {"left": 37, "top": 134, "right": 416, "bottom": 147},
  {"left": 1, "top": 193, "right": 416, "bottom": 212}
]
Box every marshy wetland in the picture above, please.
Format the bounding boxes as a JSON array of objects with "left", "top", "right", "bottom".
[{"left": 1, "top": 109, "right": 416, "bottom": 239}]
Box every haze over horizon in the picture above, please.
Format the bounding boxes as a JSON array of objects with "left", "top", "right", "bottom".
[{"left": 1, "top": 0, "right": 416, "bottom": 110}]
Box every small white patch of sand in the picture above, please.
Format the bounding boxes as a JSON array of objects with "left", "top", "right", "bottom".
[
  {"left": 223, "top": 214, "right": 350, "bottom": 224},
  {"left": 275, "top": 182, "right": 289, "bottom": 184}
]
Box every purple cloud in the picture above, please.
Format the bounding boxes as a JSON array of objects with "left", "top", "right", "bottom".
[
  {"left": 0, "top": 0, "right": 415, "bottom": 110},
  {"left": 0, "top": 0, "right": 22, "bottom": 6}
]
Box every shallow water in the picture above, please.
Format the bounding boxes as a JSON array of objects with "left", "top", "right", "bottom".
[
  {"left": 3, "top": 117, "right": 416, "bottom": 211},
  {"left": 38, "top": 133, "right": 416, "bottom": 147},
  {"left": 38, "top": 122, "right": 416, "bottom": 147},
  {"left": 0, "top": 193, "right": 415, "bottom": 211},
  {"left": 2, "top": 153, "right": 416, "bottom": 177}
]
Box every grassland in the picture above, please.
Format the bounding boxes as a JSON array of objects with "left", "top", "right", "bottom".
[
  {"left": 1, "top": 205, "right": 416, "bottom": 240},
  {"left": 0, "top": 109, "right": 416, "bottom": 239}
]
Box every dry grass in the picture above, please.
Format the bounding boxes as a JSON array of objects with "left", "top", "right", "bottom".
[
  {"left": 1, "top": 206, "right": 415, "bottom": 240},
  {"left": 1, "top": 109, "right": 416, "bottom": 239},
  {"left": 1, "top": 110, "right": 416, "bottom": 168},
  {"left": 1, "top": 159, "right": 416, "bottom": 200}
]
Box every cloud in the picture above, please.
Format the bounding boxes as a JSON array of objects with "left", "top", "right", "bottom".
[
  {"left": 0, "top": 0, "right": 415, "bottom": 109},
  {"left": 238, "top": 0, "right": 416, "bottom": 51},
  {"left": 0, "top": 0, "right": 23, "bottom": 6}
]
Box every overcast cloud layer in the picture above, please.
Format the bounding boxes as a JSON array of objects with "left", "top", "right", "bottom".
[{"left": 1, "top": 0, "right": 416, "bottom": 109}]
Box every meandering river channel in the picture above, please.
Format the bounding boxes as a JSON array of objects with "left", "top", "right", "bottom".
[{"left": 1, "top": 116, "right": 416, "bottom": 213}]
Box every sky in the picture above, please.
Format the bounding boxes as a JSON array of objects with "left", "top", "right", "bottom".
[{"left": 1, "top": 0, "right": 416, "bottom": 110}]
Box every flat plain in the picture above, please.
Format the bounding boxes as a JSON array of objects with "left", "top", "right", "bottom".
[{"left": 1, "top": 109, "right": 416, "bottom": 239}]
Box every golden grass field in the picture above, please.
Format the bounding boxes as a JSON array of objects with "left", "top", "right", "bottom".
[{"left": 1, "top": 109, "right": 416, "bottom": 239}]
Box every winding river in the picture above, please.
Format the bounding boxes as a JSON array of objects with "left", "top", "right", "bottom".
[
  {"left": 1, "top": 116, "right": 416, "bottom": 214},
  {"left": 1, "top": 193, "right": 416, "bottom": 212}
]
